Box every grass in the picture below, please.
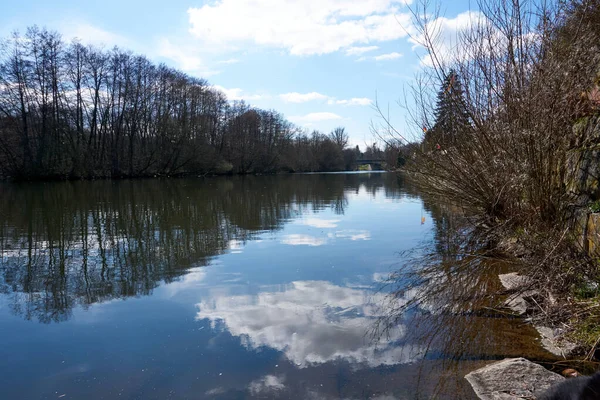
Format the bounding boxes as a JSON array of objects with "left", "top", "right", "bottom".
[
  {"left": 569, "top": 310, "right": 600, "bottom": 352},
  {"left": 573, "top": 281, "right": 600, "bottom": 300},
  {"left": 589, "top": 200, "right": 600, "bottom": 213}
]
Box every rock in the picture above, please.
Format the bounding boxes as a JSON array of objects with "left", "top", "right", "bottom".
[
  {"left": 498, "top": 274, "right": 576, "bottom": 357},
  {"left": 499, "top": 273, "right": 530, "bottom": 291},
  {"left": 465, "top": 358, "right": 565, "bottom": 399},
  {"left": 499, "top": 273, "right": 538, "bottom": 315},
  {"left": 504, "top": 297, "right": 528, "bottom": 315},
  {"left": 533, "top": 325, "right": 577, "bottom": 358}
]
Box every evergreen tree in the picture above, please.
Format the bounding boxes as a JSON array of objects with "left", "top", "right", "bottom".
[{"left": 426, "top": 70, "right": 471, "bottom": 147}]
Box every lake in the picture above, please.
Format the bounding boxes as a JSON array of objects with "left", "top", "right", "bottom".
[{"left": 0, "top": 173, "right": 557, "bottom": 399}]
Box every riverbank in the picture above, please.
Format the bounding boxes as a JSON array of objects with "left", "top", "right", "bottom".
[
  {"left": 457, "top": 270, "right": 589, "bottom": 399},
  {"left": 394, "top": 189, "right": 600, "bottom": 397},
  {"left": 459, "top": 226, "right": 600, "bottom": 397},
  {"left": 495, "top": 228, "right": 600, "bottom": 362},
  {"left": 386, "top": 0, "right": 600, "bottom": 379}
]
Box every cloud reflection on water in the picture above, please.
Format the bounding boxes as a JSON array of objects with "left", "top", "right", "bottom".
[
  {"left": 297, "top": 218, "right": 341, "bottom": 228},
  {"left": 329, "top": 229, "right": 371, "bottom": 241},
  {"left": 281, "top": 234, "right": 328, "bottom": 246},
  {"left": 248, "top": 374, "right": 286, "bottom": 395},
  {"left": 196, "top": 280, "right": 421, "bottom": 368}
]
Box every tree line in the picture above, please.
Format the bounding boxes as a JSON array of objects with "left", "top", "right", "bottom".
[{"left": 0, "top": 27, "right": 364, "bottom": 180}]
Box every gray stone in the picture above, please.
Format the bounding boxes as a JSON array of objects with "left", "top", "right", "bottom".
[
  {"left": 465, "top": 358, "right": 564, "bottom": 399},
  {"left": 498, "top": 274, "right": 576, "bottom": 357},
  {"left": 499, "top": 273, "right": 530, "bottom": 291},
  {"left": 504, "top": 295, "right": 531, "bottom": 315},
  {"left": 499, "top": 273, "right": 537, "bottom": 315},
  {"left": 534, "top": 325, "right": 578, "bottom": 358}
]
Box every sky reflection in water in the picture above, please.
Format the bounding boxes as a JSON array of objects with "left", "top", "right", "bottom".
[{"left": 0, "top": 173, "right": 549, "bottom": 399}]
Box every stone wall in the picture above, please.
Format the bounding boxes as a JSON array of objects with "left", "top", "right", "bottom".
[
  {"left": 572, "top": 211, "right": 600, "bottom": 256},
  {"left": 565, "top": 115, "right": 600, "bottom": 256}
]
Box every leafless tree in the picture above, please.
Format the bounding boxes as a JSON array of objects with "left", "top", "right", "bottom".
[
  {"left": 377, "top": 0, "right": 600, "bottom": 225},
  {"left": 0, "top": 27, "right": 354, "bottom": 179},
  {"left": 329, "top": 126, "right": 349, "bottom": 149},
  {"left": 372, "top": 0, "right": 600, "bottom": 344}
]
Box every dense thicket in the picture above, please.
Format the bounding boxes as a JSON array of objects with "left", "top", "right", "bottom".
[
  {"left": 368, "top": 0, "right": 600, "bottom": 358},
  {"left": 387, "top": 0, "right": 600, "bottom": 224},
  {"left": 0, "top": 27, "right": 356, "bottom": 179},
  {"left": 377, "top": 0, "right": 600, "bottom": 336}
]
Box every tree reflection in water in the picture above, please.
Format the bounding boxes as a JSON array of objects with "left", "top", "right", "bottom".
[{"left": 0, "top": 173, "right": 405, "bottom": 324}]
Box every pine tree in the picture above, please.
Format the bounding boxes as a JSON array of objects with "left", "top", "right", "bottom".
[{"left": 426, "top": 70, "right": 471, "bottom": 147}]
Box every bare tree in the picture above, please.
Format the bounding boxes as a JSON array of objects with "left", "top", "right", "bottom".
[
  {"left": 329, "top": 126, "right": 349, "bottom": 149},
  {"left": 0, "top": 27, "right": 327, "bottom": 179},
  {"left": 371, "top": 0, "right": 600, "bottom": 342},
  {"left": 375, "top": 0, "right": 600, "bottom": 223}
]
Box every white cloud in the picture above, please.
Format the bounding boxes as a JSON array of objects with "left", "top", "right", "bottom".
[
  {"left": 205, "top": 387, "right": 226, "bottom": 396},
  {"left": 328, "top": 230, "right": 371, "bottom": 241},
  {"left": 218, "top": 58, "right": 240, "bottom": 65},
  {"left": 228, "top": 240, "right": 244, "bottom": 254},
  {"left": 157, "top": 38, "right": 209, "bottom": 73},
  {"left": 297, "top": 218, "right": 340, "bottom": 228},
  {"left": 187, "top": 0, "right": 414, "bottom": 56},
  {"left": 332, "top": 98, "right": 373, "bottom": 106},
  {"left": 60, "top": 22, "right": 130, "bottom": 48},
  {"left": 211, "top": 85, "right": 265, "bottom": 101},
  {"left": 374, "top": 52, "right": 403, "bottom": 61},
  {"left": 289, "top": 112, "right": 342, "bottom": 124},
  {"left": 373, "top": 272, "right": 392, "bottom": 282},
  {"left": 345, "top": 45, "right": 379, "bottom": 56},
  {"left": 280, "top": 92, "right": 329, "bottom": 103},
  {"left": 196, "top": 280, "right": 421, "bottom": 367},
  {"left": 354, "top": 52, "right": 403, "bottom": 62},
  {"left": 281, "top": 234, "right": 327, "bottom": 246},
  {"left": 281, "top": 93, "right": 372, "bottom": 107},
  {"left": 409, "top": 11, "right": 486, "bottom": 67},
  {"left": 162, "top": 268, "right": 207, "bottom": 297}
]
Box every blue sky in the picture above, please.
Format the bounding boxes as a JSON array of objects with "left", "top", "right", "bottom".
[{"left": 1, "top": 0, "right": 474, "bottom": 149}]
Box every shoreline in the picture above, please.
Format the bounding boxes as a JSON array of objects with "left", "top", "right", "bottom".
[{"left": 0, "top": 168, "right": 392, "bottom": 183}]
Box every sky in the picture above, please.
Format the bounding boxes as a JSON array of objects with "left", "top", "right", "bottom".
[{"left": 1, "top": 0, "right": 476, "bottom": 149}]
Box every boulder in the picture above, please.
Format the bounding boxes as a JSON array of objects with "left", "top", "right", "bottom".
[{"left": 465, "top": 358, "right": 564, "bottom": 399}]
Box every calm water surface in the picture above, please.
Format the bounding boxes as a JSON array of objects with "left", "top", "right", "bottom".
[{"left": 0, "top": 173, "right": 556, "bottom": 399}]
